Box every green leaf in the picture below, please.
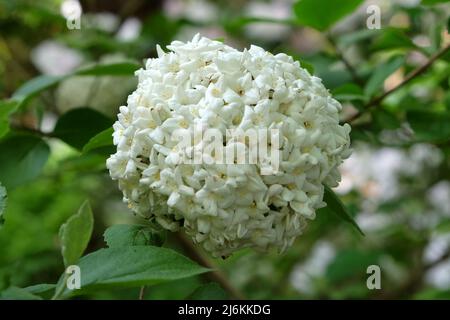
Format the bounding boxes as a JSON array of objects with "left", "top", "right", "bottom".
[
  {"left": 364, "top": 56, "right": 405, "bottom": 97},
  {"left": 0, "top": 182, "right": 6, "bottom": 228},
  {"left": 447, "top": 15, "right": 450, "bottom": 33},
  {"left": 415, "top": 288, "right": 450, "bottom": 300},
  {"left": 332, "top": 83, "right": 366, "bottom": 102},
  {"left": 298, "top": 59, "right": 315, "bottom": 75},
  {"left": 12, "top": 75, "right": 65, "bottom": 105},
  {"left": 372, "top": 108, "right": 401, "bottom": 129},
  {"left": 339, "top": 29, "right": 380, "bottom": 46},
  {"left": 104, "top": 224, "right": 166, "bottom": 248},
  {"left": 372, "top": 28, "right": 417, "bottom": 51},
  {"left": 3, "top": 62, "right": 138, "bottom": 125},
  {"left": 293, "top": 0, "right": 364, "bottom": 31},
  {"left": 0, "top": 135, "right": 50, "bottom": 189},
  {"left": 24, "top": 284, "right": 56, "bottom": 295},
  {"left": 82, "top": 127, "right": 113, "bottom": 153},
  {"left": 323, "top": 186, "right": 364, "bottom": 236},
  {"left": 53, "top": 108, "right": 113, "bottom": 150},
  {"left": 326, "top": 250, "right": 379, "bottom": 283},
  {"left": 58, "top": 246, "right": 209, "bottom": 298},
  {"left": 74, "top": 62, "right": 140, "bottom": 76},
  {"left": 0, "top": 286, "right": 43, "bottom": 300},
  {"left": 422, "top": 0, "right": 450, "bottom": 5},
  {"left": 407, "top": 110, "right": 450, "bottom": 142},
  {"left": 59, "top": 200, "right": 94, "bottom": 267},
  {"left": 0, "top": 100, "right": 20, "bottom": 139},
  {"left": 188, "top": 283, "right": 228, "bottom": 300}
]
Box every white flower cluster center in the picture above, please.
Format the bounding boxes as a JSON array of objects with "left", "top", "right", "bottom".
[{"left": 107, "top": 34, "right": 351, "bottom": 257}]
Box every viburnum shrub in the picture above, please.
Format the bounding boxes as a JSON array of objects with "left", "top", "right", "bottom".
[{"left": 107, "top": 34, "right": 351, "bottom": 257}]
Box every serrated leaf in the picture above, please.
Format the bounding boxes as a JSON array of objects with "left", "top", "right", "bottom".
[
  {"left": 53, "top": 108, "right": 113, "bottom": 150},
  {"left": 104, "top": 224, "right": 166, "bottom": 248},
  {"left": 364, "top": 56, "right": 405, "bottom": 97},
  {"left": 0, "top": 135, "right": 50, "bottom": 189},
  {"left": 0, "top": 182, "right": 6, "bottom": 228},
  {"left": 82, "top": 127, "right": 114, "bottom": 153},
  {"left": 293, "top": 0, "right": 364, "bottom": 31},
  {"left": 59, "top": 200, "right": 94, "bottom": 267},
  {"left": 188, "top": 283, "right": 228, "bottom": 300},
  {"left": 323, "top": 186, "right": 364, "bottom": 236},
  {"left": 57, "top": 246, "right": 209, "bottom": 298}
]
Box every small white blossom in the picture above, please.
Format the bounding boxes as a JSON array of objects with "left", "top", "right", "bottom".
[{"left": 107, "top": 34, "right": 352, "bottom": 257}]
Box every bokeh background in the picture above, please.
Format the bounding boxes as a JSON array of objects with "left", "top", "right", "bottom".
[{"left": 1, "top": 0, "right": 450, "bottom": 299}]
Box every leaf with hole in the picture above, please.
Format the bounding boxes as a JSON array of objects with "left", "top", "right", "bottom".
[{"left": 104, "top": 224, "right": 166, "bottom": 248}]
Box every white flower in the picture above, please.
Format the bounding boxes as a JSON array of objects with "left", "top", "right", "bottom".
[{"left": 107, "top": 34, "right": 352, "bottom": 257}]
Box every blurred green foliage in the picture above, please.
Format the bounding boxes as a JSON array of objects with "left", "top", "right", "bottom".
[{"left": 1, "top": 0, "right": 450, "bottom": 300}]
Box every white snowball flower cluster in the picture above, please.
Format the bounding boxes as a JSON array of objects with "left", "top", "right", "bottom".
[{"left": 106, "top": 34, "right": 351, "bottom": 257}]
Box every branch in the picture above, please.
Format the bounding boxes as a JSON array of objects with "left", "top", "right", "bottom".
[
  {"left": 174, "top": 232, "right": 246, "bottom": 300},
  {"left": 345, "top": 43, "right": 450, "bottom": 123}
]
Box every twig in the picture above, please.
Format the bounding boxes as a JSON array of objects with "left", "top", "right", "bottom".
[
  {"left": 139, "top": 286, "right": 146, "bottom": 300},
  {"left": 345, "top": 43, "right": 450, "bottom": 123},
  {"left": 327, "top": 34, "right": 364, "bottom": 86},
  {"left": 174, "top": 232, "right": 246, "bottom": 300}
]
